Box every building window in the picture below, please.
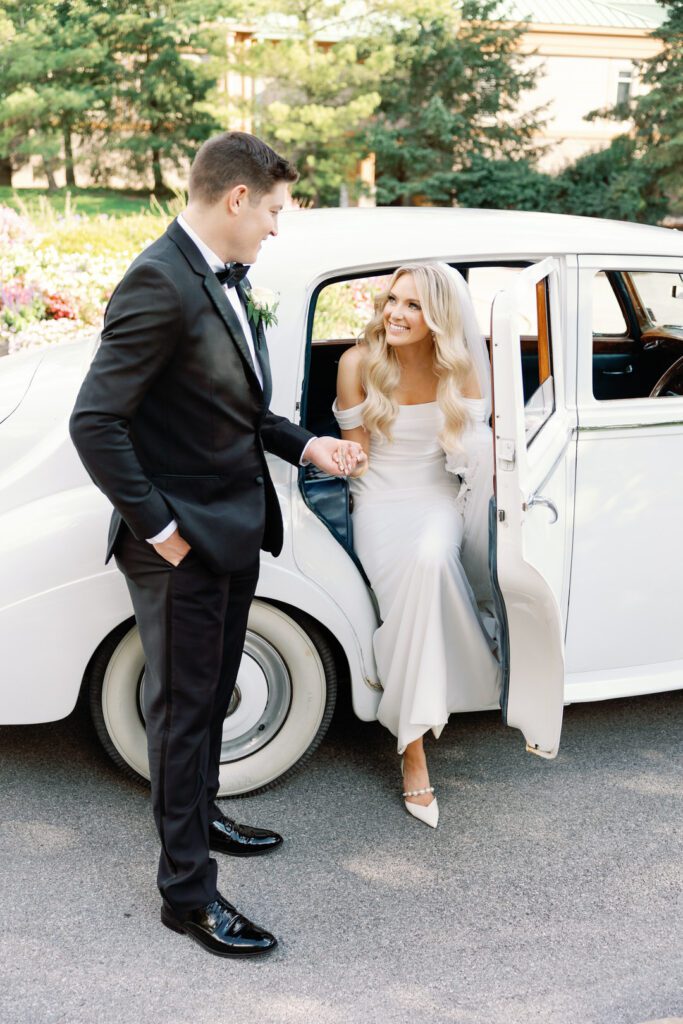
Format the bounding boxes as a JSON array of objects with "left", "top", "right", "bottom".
[{"left": 616, "top": 69, "right": 633, "bottom": 107}]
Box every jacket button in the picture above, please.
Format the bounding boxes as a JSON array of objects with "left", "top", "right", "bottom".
[{"left": 255, "top": 475, "right": 264, "bottom": 485}]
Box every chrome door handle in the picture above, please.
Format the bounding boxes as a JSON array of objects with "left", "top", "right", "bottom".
[
  {"left": 601, "top": 364, "right": 633, "bottom": 375},
  {"left": 524, "top": 495, "right": 558, "bottom": 523}
]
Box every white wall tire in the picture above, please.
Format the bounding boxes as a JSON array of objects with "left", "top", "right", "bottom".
[{"left": 86, "top": 601, "right": 337, "bottom": 796}]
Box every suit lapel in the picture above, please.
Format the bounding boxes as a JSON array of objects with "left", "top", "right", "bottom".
[
  {"left": 202, "top": 274, "right": 262, "bottom": 387},
  {"left": 254, "top": 324, "right": 273, "bottom": 410},
  {"left": 167, "top": 219, "right": 262, "bottom": 390},
  {"left": 239, "top": 280, "right": 272, "bottom": 408}
]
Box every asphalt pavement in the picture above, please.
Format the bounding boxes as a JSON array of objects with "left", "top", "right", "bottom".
[{"left": 1, "top": 689, "right": 682, "bottom": 1024}]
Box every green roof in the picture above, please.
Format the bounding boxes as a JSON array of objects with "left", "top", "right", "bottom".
[{"left": 504, "top": 0, "right": 667, "bottom": 28}]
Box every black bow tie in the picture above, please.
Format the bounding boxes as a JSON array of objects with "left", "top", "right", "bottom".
[{"left": 215, "top": 262, "right": 249, "bottom": 288}]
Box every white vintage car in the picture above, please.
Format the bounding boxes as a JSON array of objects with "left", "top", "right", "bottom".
[{"left": 2, "top": 208, "right": 682, "bottom": 795}]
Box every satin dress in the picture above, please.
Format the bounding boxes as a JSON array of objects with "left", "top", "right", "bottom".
[{"left": 333, "top": 397, "right": 501, "bottom": 753}]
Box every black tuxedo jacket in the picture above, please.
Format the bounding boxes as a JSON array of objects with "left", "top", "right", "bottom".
[{"left": 69, "top": 218, "right": 314, "bottom": 574}]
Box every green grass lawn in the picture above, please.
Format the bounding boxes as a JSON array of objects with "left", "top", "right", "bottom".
[{"left": 0, "top": 186, "right": 182, "bottom": 218}]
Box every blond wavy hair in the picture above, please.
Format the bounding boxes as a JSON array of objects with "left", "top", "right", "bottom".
[{"left": 357, "top": 263, "right": 475, "bottom": 452}]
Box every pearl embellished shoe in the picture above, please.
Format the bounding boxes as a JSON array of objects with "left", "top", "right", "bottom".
[{"left": 400, "top": 757, "right": 439, "bottom": 829}]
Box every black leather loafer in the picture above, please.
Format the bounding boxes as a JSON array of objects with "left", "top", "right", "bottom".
[
  {"left": 209, "top": 814, "right": 283, "bottom": 857},
  {"left": 161, "top": 894, "right": 277, "bottom": 958}
]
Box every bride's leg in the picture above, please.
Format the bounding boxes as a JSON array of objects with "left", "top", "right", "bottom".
[{"left": 401, "top": 736, "right": 435, "bottom": 807}]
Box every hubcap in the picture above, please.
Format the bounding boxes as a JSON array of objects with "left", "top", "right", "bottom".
[{"left": 138, "top": 630, "right": 292, "bottom": 764}]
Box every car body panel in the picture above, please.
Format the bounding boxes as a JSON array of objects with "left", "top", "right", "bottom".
[
  {"left": 565, "top": 253, "right": 683, "bottom": 692},
  {"left": 0, "top": 348, "right": 44, "bottom": 424}
]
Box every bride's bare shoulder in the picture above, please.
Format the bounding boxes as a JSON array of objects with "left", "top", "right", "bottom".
[
  {"left": 337, "top": 343, "right": 366, "bottom": 406},
  {"left": 338, "top": 342, "right": 365, "bottom": 370}
]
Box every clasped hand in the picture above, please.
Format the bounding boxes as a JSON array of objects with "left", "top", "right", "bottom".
[{"left": 305, "top": 436, "right": 366, "bottom": 477}]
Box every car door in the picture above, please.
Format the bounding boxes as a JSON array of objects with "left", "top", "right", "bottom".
[
  {"left": 565, "top": 255, "right": 683, "bottom": 701},
  {"left": 490, "top": 257, "right": 577, "bottom": 759}
]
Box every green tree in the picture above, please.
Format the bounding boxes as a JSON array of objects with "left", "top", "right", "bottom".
[
  {"left": 0, "top": 0, "right": 226, "bottom": 192},
  {"left": 364, "top": 0, "right": 546, "bottom": 207},
  {"left": 88, "top": 0, "right": 224, "bottom": 194},
  {"left": 583, "top": 1, "right": 683, "bottom": 219},
  {"left": 453, "top": 155, "right": 555, "bottom": 211},
  {"left": 552, "top": 135, "right": 667, "bottom": 224},
  {"left": 237, "top": 0, "right": 387, "bottom": 206},
  {"left": 631, "top": 0, "right": 683, "bottom": 210},
  {"left": 0, "top": 0, "right": 104, "bottom": 188}
]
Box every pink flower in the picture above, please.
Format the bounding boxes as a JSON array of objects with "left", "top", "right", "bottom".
[
  {"left": 45, "top": 292, "right": 79, "bottom": 320},
  {"left": 0, "top": 280, "right": 41, "bottom": 312}
]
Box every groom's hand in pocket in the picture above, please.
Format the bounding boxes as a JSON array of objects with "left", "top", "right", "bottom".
[
  {"left": 153, "top": 529, "right": 191, "bottom": 567},
  {"left": 305, "top": 437, "right": 366, "bottom": 477}
]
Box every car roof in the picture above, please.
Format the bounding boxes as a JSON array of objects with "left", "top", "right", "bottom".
[{"left": 254, "top": 208, "right": 683, "bottom": 285}]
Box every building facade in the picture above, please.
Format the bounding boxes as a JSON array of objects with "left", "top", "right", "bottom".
[{"left": 509, "top": 0, "right": 665, "bottom": 171}]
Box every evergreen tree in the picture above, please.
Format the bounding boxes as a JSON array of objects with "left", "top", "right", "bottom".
[
  {"left": 90, "top": 0, "right": 223, "bottom": 192},
  {"left": 0, "top": 0, "right": 104, "bottom": 188},
  {"left": 89, "top": 0, "right": 224, "bottom": 193},
  {"left": 238, "top": 0, "right": 387, "bottom": 206},
  {"left": 0, "top": 0, "right": 225, "bottom": 192},
  {"left": 552, "top": 136, "right": 668, "bottom": 224},
  {"left": 364, "top": 0, "right": 545, "bottom": 206},
  {"left": 632, "top": 0, "right": 683, "bottom": 209},
  {"left": 453, "top": 155, "right": 555, "bottom": 211},
  {"left": 584, "top": 1, "right": 683, "bottom": 218}
]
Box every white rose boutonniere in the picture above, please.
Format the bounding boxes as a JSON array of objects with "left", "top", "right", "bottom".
[{"left": 245, "top": 286, "right": 279, "bottom": 329}]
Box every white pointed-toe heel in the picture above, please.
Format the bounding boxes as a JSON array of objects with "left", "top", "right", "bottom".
[{"left": 400, "top": 757, "right": 439, "bottom": 829}]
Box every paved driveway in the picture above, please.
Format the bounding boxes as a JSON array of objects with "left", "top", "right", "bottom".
[{"left": 1, "top": 690, "right": 681, "bottom": 1024}]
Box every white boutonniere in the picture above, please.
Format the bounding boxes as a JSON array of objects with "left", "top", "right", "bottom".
[{"left": 245, "top": 286, "right": 279, "bottom": 329}]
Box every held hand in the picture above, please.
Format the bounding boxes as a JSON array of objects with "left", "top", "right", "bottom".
[
  {"left": 306, "top": 436, "right": 367, "bottom": 477},
  {"left": 153, "top": 528, "right": 191, "bottom": 567}
]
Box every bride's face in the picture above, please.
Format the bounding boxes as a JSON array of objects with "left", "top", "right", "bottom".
[{"left": 383, "top": 273, "right": 431, "bottom": 349}]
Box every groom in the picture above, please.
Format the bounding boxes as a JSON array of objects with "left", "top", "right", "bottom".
[{"left": 69, "top": 132, "right": 364, "bottom": 958}]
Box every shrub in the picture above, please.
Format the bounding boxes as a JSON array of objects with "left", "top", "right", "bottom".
[
  {"left": 552, "top": 136, "right": 668, "bottom": 224},
  {"left": 454, "top": 157, "right": 557, "bottom": 211}
]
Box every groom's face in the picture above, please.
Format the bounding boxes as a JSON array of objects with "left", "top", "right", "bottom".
[{"left": 228, "top": 181, "right": 288, "bottom": 264}]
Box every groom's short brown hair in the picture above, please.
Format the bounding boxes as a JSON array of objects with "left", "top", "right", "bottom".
[{"left": 189, "top": 132, "right": 298, "bottom": 204}]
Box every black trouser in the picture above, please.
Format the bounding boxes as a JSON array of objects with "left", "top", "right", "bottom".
[{"left": 114, "top": 527, "right": 259, "bottom": 914}]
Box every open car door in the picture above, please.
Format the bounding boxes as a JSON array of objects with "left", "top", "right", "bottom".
[{"left": 490, "top": 257, "right": 575, "bottom": 759}]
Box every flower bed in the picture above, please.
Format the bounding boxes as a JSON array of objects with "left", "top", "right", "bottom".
[
  {"left": 1, "top": 200, "right": 392, "bottom": 356},
  {"left": 0, "top": 203, "right": 170, "bottom": 356}
]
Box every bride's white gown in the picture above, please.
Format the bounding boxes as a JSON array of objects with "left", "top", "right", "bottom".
[{"left": 333, "top": 396, "right": 501, "bottom": 754}]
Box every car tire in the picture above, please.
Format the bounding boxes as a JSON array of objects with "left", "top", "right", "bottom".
[{"left": 86, "top": 601, "right": 337, "bottom": 797}]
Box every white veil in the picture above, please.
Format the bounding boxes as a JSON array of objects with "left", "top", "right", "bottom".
[
  {"left": 435, "top": 263, "right": 497, "bottom": 635},
  {"left": 436, "top": 262, "right": 491, "bottom": 421}
]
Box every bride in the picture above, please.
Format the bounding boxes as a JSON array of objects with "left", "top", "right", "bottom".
[{"left": 333, "top": 262, "right": 500, "bottom": 829}]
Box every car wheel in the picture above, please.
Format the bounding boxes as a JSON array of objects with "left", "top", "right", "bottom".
[{"left": 86, "top": 601, "right": 337, "bottom": 796}]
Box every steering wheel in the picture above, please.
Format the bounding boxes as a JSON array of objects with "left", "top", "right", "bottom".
[{"left": 649, "top": 356, "right": 683, "bottom": 398}]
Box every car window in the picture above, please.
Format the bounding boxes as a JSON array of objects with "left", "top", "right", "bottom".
[
  {"left": 521, "top": 272, "right": 555, "bottom": 444},
  {"left": 308, "top": 263, "right": 557, "bottom": 444},
  {"left": 466, "top": 266, "right": 529, "bottom": 337},
  {"left": 311, "top": 275, "right": 391, "bottom": 343},
  {"left": 468, "top": 263, "right": 554, "bottom": 443},
  {"left": 593, "top": 272, "right": 628, "bottom": 336},
  {"left": 591, "top": 269, "right": 683, "bottom": 401},
  {"left": 630, "top": 271, "right": 683, "bottom": 327}
]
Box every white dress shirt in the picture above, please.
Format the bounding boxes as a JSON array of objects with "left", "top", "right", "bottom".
[{"left": 146, "top": 214, "right": 315, "bottom": 545}]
